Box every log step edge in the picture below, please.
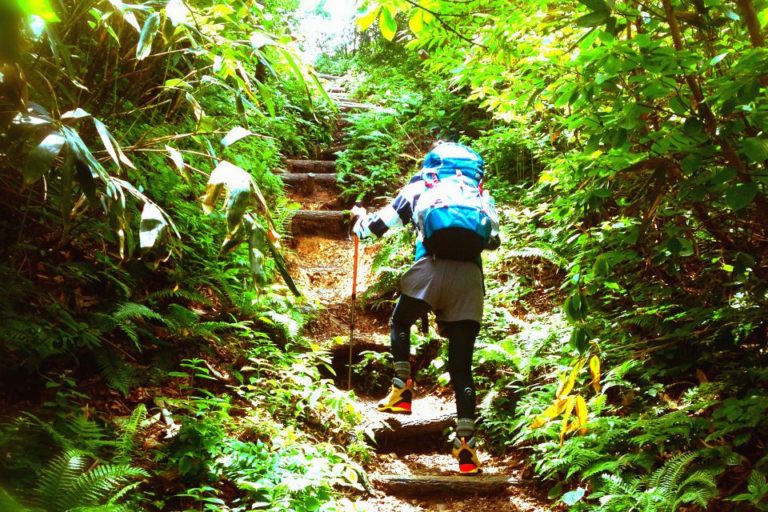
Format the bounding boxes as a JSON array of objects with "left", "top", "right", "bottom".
[{"left": 372, "top": 474, "right": 521, "bottom": 497}]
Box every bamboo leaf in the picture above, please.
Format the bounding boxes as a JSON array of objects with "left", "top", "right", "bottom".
[
  {"left": 221, "top": 126, "right": 253, "bottom": 147},
  {"left": 165, "top": 145, "right": 184, "bottom": 173},
  {"left": 203, "top": 161, "right": 254, "bottom": 234},
  {"left": 61, "top": 108, "right": 90, "bottom": 120},
  {"left": 136, "top": 12, "right": 160, "bottom": 61},
  {"left": 139, "top": 202, "right": 168, "bottom": 251},
  {"left": 23, "top": 131, "right": 65, "bottom": 183},
  {"left": 93, "top": 118, "right": 121, "bottom": 169},
  {"left": 61, "top": 126, "right": 109, "bottom": 185},
  {"left": 264, "top": 229, "right": 300, "bottom": 296}
]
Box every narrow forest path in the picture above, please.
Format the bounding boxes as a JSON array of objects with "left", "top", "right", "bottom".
[{"left": 284, "top": 76, "right": 550, "bottom": 512}]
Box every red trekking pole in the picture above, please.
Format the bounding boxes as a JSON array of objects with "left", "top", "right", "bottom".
[{"left": 348, "top": 234, "right": 359, "bottom": 390}]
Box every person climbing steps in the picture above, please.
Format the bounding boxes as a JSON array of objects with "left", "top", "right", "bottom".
[{"left": 352, "top": 141, "right": 500, "bottom": 475}]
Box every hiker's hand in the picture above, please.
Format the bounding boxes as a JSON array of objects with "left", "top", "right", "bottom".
[
  {"left": 350, "top": 205, "right": 366, "bottom": 220},
  {"left": 350, "top": 206, "right": 367, "bottom": 238}
]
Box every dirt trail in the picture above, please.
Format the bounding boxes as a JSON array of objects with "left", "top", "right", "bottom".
[{"left": 285, "top": 76, "right": 551, "bottom": 512}]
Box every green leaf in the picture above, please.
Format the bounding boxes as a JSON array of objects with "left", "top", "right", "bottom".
[
  {"left": 264, "top": 229, "right": 300, "bottom": 296},
  {"left": 577, "top": 0, "right": 609, "bottom": 12},
  {"left": 570, "top": 326, "right": 590, "bottom": 353},
  {"left": 136, "top": 12, "right": 160, "bottom": 61},
  {"left": 742, "top": 137, "right": 768, "bottom": 163},
  {"left": 575, "top": 10, "right": 610, "bottom": 27},
  {"left": 23, "top": 131, "right": 65, "bottom": 183},
  {"left": 379, "top": 7, "right": 397, "bottom": 41},
  {"left": 725, "top": 182, "right": 758, "bottom": 210},
  {"left": 709, "top": 51, "right": 729, "bottom": 66},
  {"left": 562, "top": 487, "right": 586, "bottom": 506},
  {"left": 16, "top": 0, "right": 60, "bottom": 22}
]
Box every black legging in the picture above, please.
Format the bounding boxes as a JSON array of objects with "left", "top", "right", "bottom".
[{"left": 390, "top": 294, "right": 480, "bottom": 419}]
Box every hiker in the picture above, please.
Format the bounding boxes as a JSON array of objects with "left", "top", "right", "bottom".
[{"left": 351, "top": 141, "right": 500, "bottom": 474}]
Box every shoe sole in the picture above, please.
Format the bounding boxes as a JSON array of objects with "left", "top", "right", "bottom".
[
  {"left": 458, "top": 465, "right": 481, "bottom": 475},
  {"left": 377, "top": 405, "right": 412, "bottom": 414}
]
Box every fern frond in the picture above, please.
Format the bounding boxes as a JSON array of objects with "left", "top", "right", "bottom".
[
  {"left": 34, "top": 449, "right": 90, "bottom": 511},
  {"left": 112, "top": 303, "right": 164, "bottom": 323},
  {"left": 507, "top": 245, "right": 565, "bottom": 267},
  {"left": 60, "top": 464, "right": 148, "bottom": 510},
  {"left": 95, "top": 351, "right": 137, "bottom": 396},
  {"left": 656, "top": 452, "right": 699, "bottom": 494},
  {"left": 114, "top": 404, "right": 147, "bottom": 463},
  {"left": 144, "top": 287, "right": 211, "bottom": 306}
]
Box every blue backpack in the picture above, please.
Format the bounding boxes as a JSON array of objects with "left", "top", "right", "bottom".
[{"left": 414, "top": 143, "right": 493, "bottom": 261}]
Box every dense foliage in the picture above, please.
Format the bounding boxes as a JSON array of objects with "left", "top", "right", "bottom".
[
  {"left": 3, "top": 0, "right": 768, "bottom": 510},
  {"left": 0, "top": 1, "right": 364, "bottom": 510},
  {"left": 355, "top": 0, "right": 768, "bottom": 510}
]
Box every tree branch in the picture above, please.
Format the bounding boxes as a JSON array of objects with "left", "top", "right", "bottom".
[{"left": 401, "top": 0, "right": 489, "bottom": 49}]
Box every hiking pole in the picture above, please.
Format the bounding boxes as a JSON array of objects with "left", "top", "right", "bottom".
[{"left": 348, "top": 233, "right": 359, "bottom": 390}]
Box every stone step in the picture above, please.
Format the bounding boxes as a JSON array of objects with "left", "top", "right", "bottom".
[
  {"left": 372, "top": 474, "right": 522, "bottom": 497},
  {"left": 291, "top": 209, "right": 348, "bottom": 235},
  {"left": 285, "top": 159, "right": 336, "bottom": 173}
]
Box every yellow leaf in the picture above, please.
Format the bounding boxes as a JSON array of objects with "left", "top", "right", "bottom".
[
  {"left": 576, "top": 395, "right": 588, "bottom": 434},
  {"left": 408, "top": 9, "right": 424, "bottom": 34},
  {"left": 356, "top": 7, "right": 380, "bottom": 31},
  {"left": 538, "top": 170, "right": 559, "bottom": 184},
  {"left": 555, "top": 371, "right": 568, "bottom": 399},
  {"left": 557, "top": 358, "right": 585, "bottom": 399},
  {"left": 531, "top": 398, "right": 568, "bottom": 429},
  {"left": 559, "top": 397, "right": 576, "bottom": 445},
  {"left": 589, "top": 355, "right": 601, "bottom": 393}
]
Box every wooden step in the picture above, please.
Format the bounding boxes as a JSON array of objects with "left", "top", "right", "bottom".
[
  {"left": 372, "top": 474, "right": 521, "bottom": 497},
  {"left": 318, "top": 73, "right": 342, "bottom": 81},
  {"left": 319, "top": 144, "right": 346, "bottom": 159},
  {"left": 326, "top": 86, "right": 345, "bottom": 94},
  {"left": 291, "top": 209, "right": 348, "bottom": 235},
  {"left": 367, "top": 413, "right": 454, "bottom": 447},
  {"left": 285, "top": 159, "right": 336, "bottom": 173},
  {"left": 338, "top": 101, "right": 378, "bottom": 112},
  {"left": 280, "top": 173, "right": 338, "bottom": 195}
]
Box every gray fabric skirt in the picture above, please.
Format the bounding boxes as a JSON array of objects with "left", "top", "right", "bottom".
[{"left": 399, "top": 257, "right": 484, "bottom": 323}]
